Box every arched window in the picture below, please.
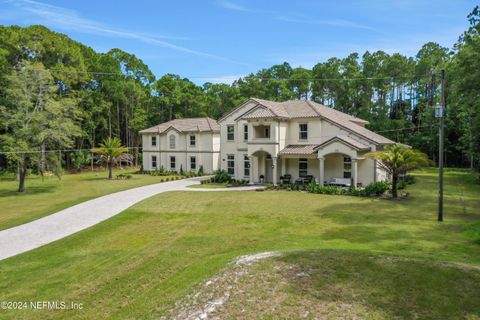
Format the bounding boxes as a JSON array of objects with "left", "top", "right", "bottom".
[{"left": 169, "top": 135, "right": 176, "bottom": 149}]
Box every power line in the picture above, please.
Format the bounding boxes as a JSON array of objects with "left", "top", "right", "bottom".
[
  {"left": 375, "top": 125, "right": 434, "bottom": 133},
  {"left": 0, "top": 147, "right": 142, "bottom": 155}
]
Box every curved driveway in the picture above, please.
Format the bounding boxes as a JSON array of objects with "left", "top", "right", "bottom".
[{"left": 0, "top": 177, "right": 260, "bottom": 261}]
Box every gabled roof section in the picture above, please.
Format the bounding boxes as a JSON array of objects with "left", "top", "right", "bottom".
[
  {"left": 139, "top": 117, "right": 220, "bottom": 134},
  {"left": 221, "top": 98, "right": 393, "bottom": 145},
  {"left": 240, "top": 105, "right": 283, "bottom": 120},
  {"left": 278, "top": 144, "right": 320, "bottom": 156},
  {"left": 315, "top": 135, "right": 371, "bottom": 151}
]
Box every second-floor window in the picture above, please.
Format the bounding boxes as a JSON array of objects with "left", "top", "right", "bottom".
[
  {"left": 227, "top": 125, "right": 234, "bottom": 141},
  {"left": 244, "top": 124, "right": 248, "bottom": 141},
  {"left": 264, "top": 126, "right": 270, "bottom": 138},
  {"left": 299, "top": 124, "right": 308, "bottom": 140},
  {"left": 190, "top": 135, "right": 196, "bottom": 147},
  {"left": 169, "top": 135, "right": 176, "bottom": 149},
  {"left": 151, "top": 136, "right": 157, "bottom": 147}
]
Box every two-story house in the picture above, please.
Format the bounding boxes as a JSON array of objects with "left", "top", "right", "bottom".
[
  {"left": 139, "top": 117, "right": 220, "bottom": 173},
  {"left": 218, "top": 98, "right": 394, "bottom": 186}
]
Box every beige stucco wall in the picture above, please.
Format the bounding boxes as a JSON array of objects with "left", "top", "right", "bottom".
[{"left": 141, "top": 130, "right": 219, "bottom": 173}]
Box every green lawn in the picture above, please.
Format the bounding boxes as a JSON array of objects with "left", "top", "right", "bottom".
[
  {"left": 0, "top": 168, "right": 178, "bottom": 230},
  {"left": 0, "top": 168, "right": 478, "bottom": 319}
]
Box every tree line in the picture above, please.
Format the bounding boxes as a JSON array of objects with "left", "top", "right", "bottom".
[{"left": 0, "top": 6, "right": 479, "bottom": 175}]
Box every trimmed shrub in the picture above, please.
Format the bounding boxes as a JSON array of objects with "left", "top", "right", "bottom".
[
  {"left": 212, "top": 170, "right": 232, "bottom": 183},
  {"left": 116, "top": 173, "right": 132, "bottom": 180},
  {"left": 363, "top": 181, "right": 390, "bottom": 196}
]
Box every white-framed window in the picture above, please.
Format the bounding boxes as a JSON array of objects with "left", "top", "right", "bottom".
[
  {"left": 244, "top": 124, "right": 248, "bottom": 141},
  {"left": 190, "top": 156, "right": 196, "bottom": 170},
  {"left": 299, "top": 123, "right": 308, "bottom": 140},
  {"left": 227, "top": 125, "right": 234, "bottom": 141},
  {"left": 190, "top": 135, "right": 196, "bottom": 147},
  {"left": 244, "top": 155, "right": 250, "bottom": 177},
  {"left": 170, "top": 156, "right": 176, "bottom": 170},
  {"left": 227, "top": 154, "right": 235, "bottom": 175},
  {"left": 151, "top": 155, "right": 157, "bottom": 168},
  {"left": 264, "top": 126, "right": 270, "bottom": 138},
  {"left": 169, "top": 135, "right": 176, "bottom": 149},
  {"left": 343, "top": 157, "right": 352, "bottom": 179},
  {"left": 299, "top": 158, "right": 308, "bottom": 177},
  {"left": 151, "top": 136, "right": 157, "bottom": 147}
]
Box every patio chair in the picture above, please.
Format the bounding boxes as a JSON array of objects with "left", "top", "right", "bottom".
[{"left": 281, "top": 174, "right": 292, "bottom": 184}]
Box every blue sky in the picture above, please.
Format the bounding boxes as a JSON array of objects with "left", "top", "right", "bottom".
[{"left": 0, "top": 0, "right": 476, "bottom": 84}]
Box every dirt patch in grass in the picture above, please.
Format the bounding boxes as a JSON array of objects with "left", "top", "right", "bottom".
[{"left": 165, "top": 250, "right": 480, "bottom": 320}]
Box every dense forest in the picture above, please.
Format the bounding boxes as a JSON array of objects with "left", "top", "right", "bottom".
[{"left": 0, "top": 7, "right": 479, "bottom": 174}]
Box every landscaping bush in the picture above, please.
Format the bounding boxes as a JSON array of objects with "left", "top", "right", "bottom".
[
  {"left": 305, "top": 183, "right": 346, "bottom": 195},
  {"left": 270, "top": 181, "right": 393, "bottom": 197},
  {"left": 116, "top": 173, "right": 132, "bottom": 180},
  {"left": 398, "top": 180, "right": 407, "bottom": 190},
  {"left": 198, "top": 165, "right": 204, "bottom": 176},
  {"left": 363, "top": 181, "right": 390, "bottom": 196},
  {"left": 403, "top": 175, "right": 417, "bottom": 185},
  {"left": 212, "top": 170, "right": 232, "bottom": 183}
]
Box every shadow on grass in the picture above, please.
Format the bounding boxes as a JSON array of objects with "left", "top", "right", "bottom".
[
  {"left": 279, "top": 249, "right": 480, "bottom": 319},
  {"left": 0, "top": 185, "right": 58, "bottom": 197}
]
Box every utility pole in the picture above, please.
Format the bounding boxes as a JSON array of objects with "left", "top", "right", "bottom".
[{"left": 437, "top": 70, "right": 446, "bottom": 222}]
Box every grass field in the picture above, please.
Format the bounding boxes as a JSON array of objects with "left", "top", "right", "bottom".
[
  {"left": 0, "top": 168, "right": 177, "bottom": 230},
  {"left": 0, "top": 168, "right": 478, "bottom": 319}
]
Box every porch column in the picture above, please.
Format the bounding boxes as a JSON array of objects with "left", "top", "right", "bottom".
[
  {"left": 281, "top": 157, "right": 286, "bottom": 176},
  {"left": 272, "top": 157, "right": 278, "bottom": 185},
  {"left": 318, "top": 156, "right": 324, "bottom": 186},
  {"left": 352, "top": 158, "right": 358, "bottom": 188}
]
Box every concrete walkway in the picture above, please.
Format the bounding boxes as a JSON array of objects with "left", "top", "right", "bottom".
[{"left": 0, "top": 177, "right": 261, "bottom": 261}]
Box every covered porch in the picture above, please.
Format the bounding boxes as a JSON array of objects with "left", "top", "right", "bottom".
[{"left": 247, "top": 137, "right": 374, "bottom": 187}]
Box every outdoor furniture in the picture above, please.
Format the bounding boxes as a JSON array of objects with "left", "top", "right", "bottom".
[
  {"left": 327, "top": 177, "right": 351, "bottom": 187},
  {"left": 295, "top": 175, "right": 314, "bottom": 184},
  {"left": 281, "top": 174, "right": 292, "bottom": 184}
]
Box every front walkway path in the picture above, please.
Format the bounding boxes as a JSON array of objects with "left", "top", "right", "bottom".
[{"left": 0, "top": 177, "right": 261, "bottom": 261}]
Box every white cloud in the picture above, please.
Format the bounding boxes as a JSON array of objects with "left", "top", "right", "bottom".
[
  {"left": 214, "top": 1, "right": 376, "bottom": 32},
  {"left": 4, "top": 0, "right": 240, "bottom": 63},
  {"left": 275, "top": 16, "right": 377, "bottom": 31},
  {"left": 216, "top": 0, "right": 249, "bottom": 12}
]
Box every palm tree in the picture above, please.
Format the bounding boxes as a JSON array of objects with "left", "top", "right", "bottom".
[
  {"left": 365, "top": 145, "right": 429, "bottom": 198},
  {"left": 92, "top": 137, "right": 132, "bottom": 179}
]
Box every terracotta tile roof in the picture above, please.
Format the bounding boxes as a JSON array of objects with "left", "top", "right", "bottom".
[
  {"left": 316, "top": 135, "right": 371, "bottom": 151},
  {"left": 139, "top": 117, "right": 220, "bottom": 134},
  {"left": 242, "top": 98, "right": 394, "bottom": 145},
  {"left": 241, "top": 107, "right": 279, "bottom": 119},
  {"left": 278, "top": 144, "right": 320, "bottom": 155}
]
